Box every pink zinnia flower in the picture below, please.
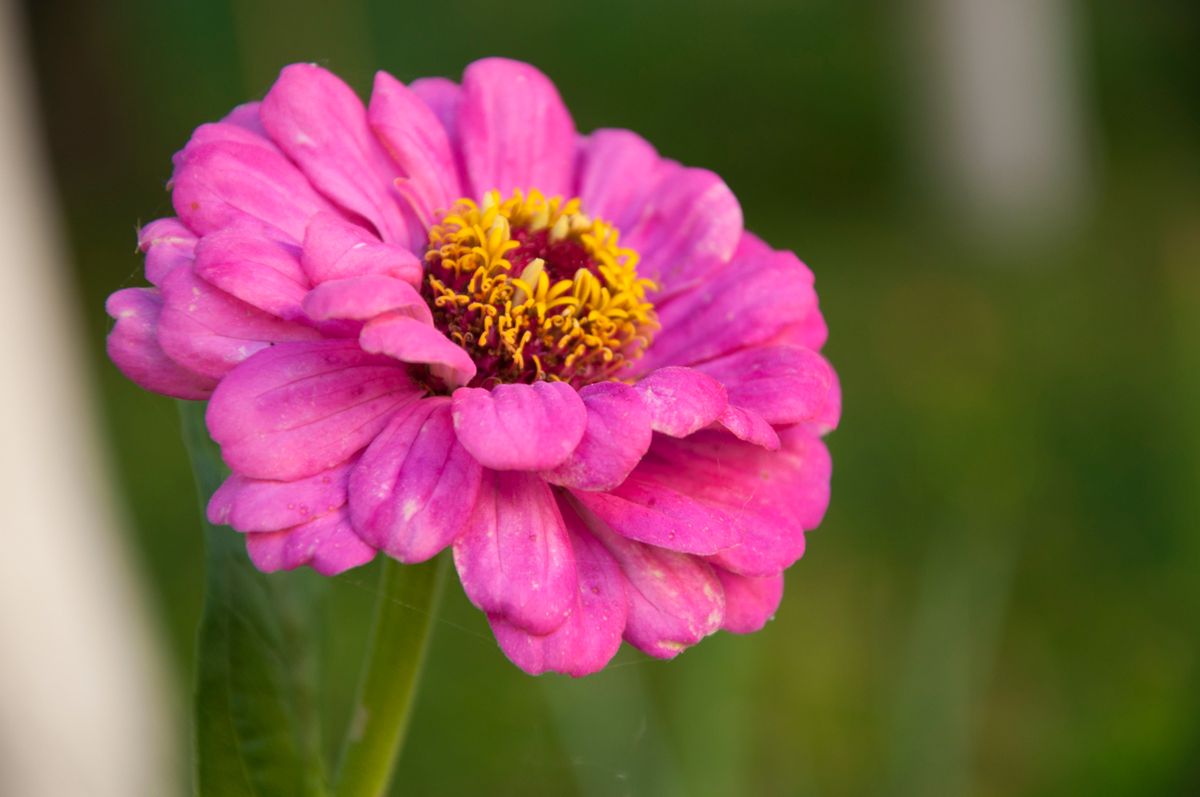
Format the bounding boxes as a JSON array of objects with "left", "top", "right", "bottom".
[{"left": 106, "top": 58, "right": 839, "bottom": 676}]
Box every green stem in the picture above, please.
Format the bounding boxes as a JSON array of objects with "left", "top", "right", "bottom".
[{"left": 333, "top": 555, "right": 447, "bottom": 797}]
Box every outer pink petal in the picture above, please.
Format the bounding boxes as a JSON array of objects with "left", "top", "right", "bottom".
[
  {"left": 459, "top": 58, "right": 576, "bottom": 198},
  {"left": 349, "top": 398, "right": 482, "bottom": 563},
  {"left": 245, "top": 507, "right": 375, "bottom": 576},
  {"left": 575, "top": 129, "right": 668, "bottom": 232},
  {"left": 452, "top": 470, "right": 576, "bottom": 635},
  {"left": 580, "top": 509, "right": 724, "bottom": 659},
  {"left": 623, "top": 166, "right": 742, "bottom": 300},
  {"left": 206, "top": 340, "right": 421, "bottom": 481},
  {"left": 207, "top": 458, "right": 354, "bottom": 532},
  {"left": 542, "top": 381, "right": 652, "bottom": 492},
  {"left": 368, "top": 71, "right": 463, "bottom": 226},
  {"left": 171, "top": 133, "right": 335, "bottom": 244},
  {"left": 300, "top": 211, "right": 423, "bottom": 287},
  {"left": 176, "top": 108, "right": 271, "bottom": 156},
  {"left": 409, "top": 78, "right": 462, "bottom": 150},
  {"left": 221, "top": 101, "right": 266, "bottom": 134},
  {"left": 714, "top": 568, "right": 784, "bottom": 634},
  {"left": 450, "top": 381, "right": 587, "bottom": 471},
  {"left": 138, "top": 218, "right": 196, "bottom": 286},
  {"left": 647, "top": 431, "right": 829, "bottom": 576},
  {"left": 302, "top": 275, "right": 431, "bottom": 324},
  {"left": 260, "top": 64, "right": 419, "bottom": 247},
  {"left": 805, "top": 368, "right": 841, "bottom": 435},
  {"left": 695, "top": 345, "right": 836, "bottom": 427},
  {"left": 716, "top": 405, "right": 781, "bottom": 450},
  {"left": 633, "top": 366, "right": 728, "bottom": 438},
  {"left": 192, "top": 227, "right": 309, "bottom": 321},
  {"left": 105, "top": 288, "right": 216, "bottom": 399},
  {"left": 157, "top": 264, "right": 320, "bottom": 379},
  {"left": 569, "top": 452, "right": 741, "bottom": 555},
  {"left": 359, "top": 314, "right": 476, "bottom": 388},
  {"left": 489, "top": 507, "right": 628, "bottom": 677},
  {"left": 638, "top": 247, "right": 820, "bottom": 372}
]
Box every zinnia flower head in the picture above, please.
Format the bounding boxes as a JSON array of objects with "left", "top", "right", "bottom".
[{"left": 106, "top": 58, "right": 840, "bottom": 676}]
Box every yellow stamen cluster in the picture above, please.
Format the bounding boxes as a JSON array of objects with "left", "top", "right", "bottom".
[{"left": 423, "top": 189, "right": 658, "bottom": 387}]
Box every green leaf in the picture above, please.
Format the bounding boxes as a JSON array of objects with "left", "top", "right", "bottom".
[{"left": 179, "top": 401, "right": 327, "bottom": 797}]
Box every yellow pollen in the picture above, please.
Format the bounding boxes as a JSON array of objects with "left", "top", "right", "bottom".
[{"left": 423, "top": 189, "right": 658, "bottom": 386}]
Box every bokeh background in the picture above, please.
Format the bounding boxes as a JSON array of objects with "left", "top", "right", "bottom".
[{"left": 8, "top": 0, "right": 1200, "bottom": 794}]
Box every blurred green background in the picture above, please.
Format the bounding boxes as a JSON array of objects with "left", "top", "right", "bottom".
[{"left": 22, "top": 0, "right": 1200, "bottom": 794}]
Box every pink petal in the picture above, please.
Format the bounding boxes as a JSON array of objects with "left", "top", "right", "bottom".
[
  {"left": 459, "top": 58, "right": 576, "bottom": 198},
  {"left": 410, "top": 77, "right": 462, "bottom": 150},
  {"left": 451, "top": 381, "right": 587, "bottom": 471},
  {"left": 624, "top": 166, "right": 742, "bottom": 300},
  {"left": 715, "top": 405, "right": 781, "bottom": 450},
  {"left": 569, "top": 447, "right": 741, "bottom": 555},
  {"left": 206, "top": 340, "right": 421, "bottom": 481},
  {"left": 349, "top": 398, "right": 482, "bottom": 563},
  {"left": 489, "top": 507, "right": 628, "bottom": 677},
  {"left": 260, "top": 64, "right": 419, "bottom": 247},
  {"left": 805, "top": 368, "right": 841, "bottom": 435},
  {"left": 302, "top": 275, "right": 431, "bottom": 324},
  {"left": 300, "top": 212, "right": 423, "bottom": 286},
  {"left": 695, "top": 345, "right": 836, "bottom": 426},
  {"left": 105, "top": 288, "right": 216, "bottom": 399},
  {"left": 176, "top": 111, "right": 272, "bottom": 156},
  {"left": 359, "top": 314, "right": 476, "bottom": 388},
  {"left": 452, "top": 470, "right": 576, "bottom": 635},
  {"left": 207, "top": 458, "right": 354, "bottom": 532},
  {"left": 634, "top": 366, "right": 728, "bottom": 438},
  {"left": 575, "top": 129, "right": 668, "bottom": 232},
  {"left": 221, "top": 101, "right": 266, "bottom": 134},
  {"left": 409, "top": 77, "right": 462, "bottom": 151},
  {"left": 244, "top": 507, "right": 375, "bottom": 576},
  {"left": 714, "top": 568, "right": 784, "bottom": 634},
  {"left": 542, "top": 381, "right": 652, "bottom": 491},
  {"left": 157, "top": 264, "right": 321, "bottom": 379},
  {"left": 138, "top": 218, "right": 196, "bottom": 286},
  {"left": 638, "top": 246, "right": 820, "bottom": 373},
  {"left": 736, "top": 233, "right": 828, "bottom": 353},
  {"left": 171, "top": 133, "right": 335, "bottom": 244},
  {"left": 581, "top": 511, "right": 724, "bottom": 659},
  {"left": 368, "top": 71, "right": 463, "bottom": 226},
  {"left": 645, "top": 431, "right": 829, "bottom": 577},
  {"left": 192, "top": 226, "right": 309, "bottom": 321}
]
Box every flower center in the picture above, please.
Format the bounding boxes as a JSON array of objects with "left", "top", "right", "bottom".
[{"left": 423, "top": 189, "right": 658, "bottom": 387}]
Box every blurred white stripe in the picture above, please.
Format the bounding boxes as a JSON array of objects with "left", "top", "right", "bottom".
[
  {"left": 0, "top": 1, "right": 175, "bottom": 794},
  {"left": 914, "top": 0, "right": 1090, "bottom": 237}
]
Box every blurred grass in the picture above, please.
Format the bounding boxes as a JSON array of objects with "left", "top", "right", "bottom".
[{"left": 21, "top": 0, "right": 1200, "bottom": 794}]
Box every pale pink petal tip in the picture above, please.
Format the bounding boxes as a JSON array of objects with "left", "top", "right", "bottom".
[
  {"left": 137, "top": 218, "right": 196, "bottom": 286},
  {"left": 244, "top": 508, "right": 375, "bottom": 576},
  {"left": 105, "top": 288, "right": 215, "bottom": 399},
  {"left": 715, "top": 568, "right": 784, "bottom": 634}
]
